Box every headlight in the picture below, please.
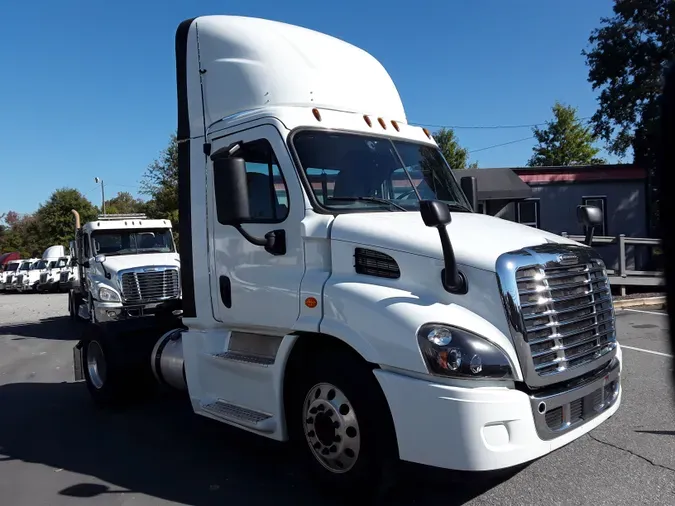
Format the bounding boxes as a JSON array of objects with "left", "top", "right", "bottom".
[
  {"left": 99, "top": 286, "right": 121, "bottom": 302},
  {"left": 417, "top": 324, "right": 514, "bottom": 379}
]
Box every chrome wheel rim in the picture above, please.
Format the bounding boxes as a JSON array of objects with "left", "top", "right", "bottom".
[
  {"left": 302, "top": 382, "right": 361, "bottom": 474},
  {"left": 86, "top": 341, "right": 107, "bottom": 390}
]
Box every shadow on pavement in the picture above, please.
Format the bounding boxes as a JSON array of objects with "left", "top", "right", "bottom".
[
  {"left": 0, "top": 316, "right": 80, "bottom": 341},
  {"left": 0, "top": 381, "right": 512, "bottom": 505}
]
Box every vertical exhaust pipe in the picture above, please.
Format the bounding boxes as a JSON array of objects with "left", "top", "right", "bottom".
[{"left": 71, "top": 209, "right": 80, "bottom": 233}]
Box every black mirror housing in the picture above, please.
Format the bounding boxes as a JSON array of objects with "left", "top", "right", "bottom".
[
  {"left": 577, "top": 205, "right": 603, "bottom": 228},
  {"left": 420, "top": 200, "right": 452, "bottom": 228},
  {"left": 460, "top": 176, "right": 478, "bottom": 212},
  {"left": 213, "top": 156, "right": 251, "bottom": 225}
]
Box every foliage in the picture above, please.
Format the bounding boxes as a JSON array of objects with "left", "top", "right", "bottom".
[
  {"left": 141, "top": 134, "right": 179, "bottom": 222},
  {"left": 432, "top": 128, "right": 478, "bottom": 169},
  {"left": 35, "top": 188, "right": 99, "bottom": 250},
  {"left": 0, "top": 213, "right": 41, "bottom": 257},
  {"left": 582, "top": 0, "right": 674, "bottom": 161},
  {"left": 528, "top": 102, "right": 606, "bottom": 166},
  {"left": 104, "top": 191, "right": 148, "bottom": 215}
]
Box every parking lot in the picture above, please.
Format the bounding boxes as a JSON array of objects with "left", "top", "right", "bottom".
[{"left": 0, "top": 293, "right": 673, "bottom": 506}]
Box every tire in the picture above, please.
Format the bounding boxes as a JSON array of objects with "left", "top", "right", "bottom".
[
  {"left": 80, "top": 324, "right": 157, "bottom": 408},
  {"left": 287, "top": 349, "right": 399, "bottom": 499}
]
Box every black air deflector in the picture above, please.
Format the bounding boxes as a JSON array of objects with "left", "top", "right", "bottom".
[{"left": 354, "top": 248, "right": 400, "bottom": 279}]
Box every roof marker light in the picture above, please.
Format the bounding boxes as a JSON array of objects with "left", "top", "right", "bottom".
[
  {"left": 423, "top": 127, "right": 432, "bottom": 139},
  {"left": 312, "top": 108, "right": 322, "bottom": 121},
  {"left": 378, "top": 117, "right": 387, "bottom": 129},
  {"left": 392, "top": 120, "right": 400, "bottom": 132},
  {"left": 364, "top": 115, "right": 372, "bottom": 127}
]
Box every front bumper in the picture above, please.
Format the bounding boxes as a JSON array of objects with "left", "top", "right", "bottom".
[
  {"left": 37, "top": 281, "right": 56, "bottom": 292},
  {"left": 17, "top": 280, "right": 38, "bottom": 292},
  {"left": 93, "top": 298, "right": 182, "bottom": 322},
  {"left": 374, "top": 347, "right": 622, "bottom": 472}
]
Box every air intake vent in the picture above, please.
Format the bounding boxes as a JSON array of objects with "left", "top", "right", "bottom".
[{"left": 354, "top": 248, "right": 400, "bottom": 279}]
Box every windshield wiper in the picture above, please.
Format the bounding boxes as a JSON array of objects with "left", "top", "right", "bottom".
[
  {"left": 445, "top": 203, "right": 473, "bottom": 213},
  {"left": 329, "top": 197, "right": 408, "bottom": 211}
]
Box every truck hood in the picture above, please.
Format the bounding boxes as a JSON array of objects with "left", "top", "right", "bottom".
[
  {"left": 97, "top": 253, "right": 180, "bottom": 275},
  {"left": 331, "top": 211, "right": 583, "bottom": 272}
]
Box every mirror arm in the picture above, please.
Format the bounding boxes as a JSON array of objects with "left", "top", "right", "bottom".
[
  {"left": 434, "top": 225, "right": 466, "bottom": 294},
  {"left": 584, "top": 226, "right": 595, "bottom": 247},
  {"left": 234, "top": 225, "right": 286, "bottom": 256}
]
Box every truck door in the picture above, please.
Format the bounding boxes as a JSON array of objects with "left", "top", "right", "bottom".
[{"left": 208, "top": 124, "right": 305, "bottom": 332}]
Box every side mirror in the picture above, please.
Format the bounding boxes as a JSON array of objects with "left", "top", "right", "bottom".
[
  {"left": 460, "top": 176, "right": 478, "bottom": 212},
  {"left": 577, "top": 205, "right": 603, "bottom": 246},
  {"left": 420, "top": 200, "right": 452, "bottom": 227},
  {"left": 95, "top": 254, "right": 106, "bottom": 263},
  {"left": 213, "top": 156, "right": 251, "bottom": 225},
  {"left": 419, "top": 200, "right": 466, "bottom": 294},
  {"left": 82, "top": 260, "right": 90, "bottom": 269}
]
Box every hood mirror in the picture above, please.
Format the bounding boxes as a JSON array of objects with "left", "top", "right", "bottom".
[
  {"left": 577, "top": 205, "right": 603, "bottom": 246},
  {"left": 94, "top": 254, "right": 106, "bottom": 263}
]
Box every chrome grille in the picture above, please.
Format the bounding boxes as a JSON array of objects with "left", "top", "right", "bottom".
[
  {"left": 120, "top": 268, "right": 180, "bottom": 303},
  {"left": 6, "top": 275, "right": 13, "bottom": 284},
  {"left": 16, "top": 275, "right": 24, "bottom": 284},
  {"left": 60, "top": 271, "right": 70, "bottom": 283},
  {"left": 516, "top": 258, "right": 616, "bottom": 377},
  {"left": 40, "top": 273, "right": 48, "bottom": 284}
]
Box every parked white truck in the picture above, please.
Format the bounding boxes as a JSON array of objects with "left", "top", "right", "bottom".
[
  {"left": 68, "top": 213, "right": 181, "bottom": 323},
  {"left": 36, "top": 245, "right": 67, "bottom": 293},
  {"left": 0, "top": 259, "right": 22, "bottom": 291},
  {"left": 14, "top": 258, "right": 41, "bottom": 292},
  {"left": 73, "top": 15, "right": 621, "bottom": 496}
]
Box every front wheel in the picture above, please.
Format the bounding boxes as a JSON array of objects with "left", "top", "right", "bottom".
[{"left": 288, "top": 350, "right": 399, "bottom": 499}]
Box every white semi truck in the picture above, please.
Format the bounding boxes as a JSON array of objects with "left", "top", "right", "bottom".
[
  {"left": 73, "top": 15, "right": 621, "bottom": 496},
  {"left": 68, "top": 213, "right": 181, "bottom": 323}
]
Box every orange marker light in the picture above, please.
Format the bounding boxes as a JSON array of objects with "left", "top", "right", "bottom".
[
  {"left": 363, "top": 115, "right": 372, "bottom": 127},
  {"left": 378, "top": 117, "right": 387, "bottom": 129},
  {"left": 305, "top": 297, "right": 318, "bottom": 308},
  {"left": 312, "top": 108, "right": 322, "bottom": 121},
  {"left": 391, "top": 120, "right": 400, "bottom": 131},
  {"left": 423, "top": 127, "right": 431, "bottom": 139}
]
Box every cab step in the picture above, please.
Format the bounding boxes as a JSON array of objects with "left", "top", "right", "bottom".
[
  {"left": 212, "top": 351, "right": 274, "bottom": 366},
  {"left": 201, "top": 400, "right": 276, "bottom": 432}
]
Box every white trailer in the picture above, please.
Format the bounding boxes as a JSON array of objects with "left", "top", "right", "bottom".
[{"left": 73, "top": 15, "right": 621, "bottom": 498}]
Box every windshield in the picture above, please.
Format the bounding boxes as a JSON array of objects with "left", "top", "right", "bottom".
[
  {"left": 19, "top": 262, "right": 31, "bottom": 270},
  {"left": 90, "top": 228, "right": 175, "bottom": 256},
  {"left": 292, "top": 131, "right": 471, "bottom": 212},
  {"left": 5, "top": 263, "right": 19, "bottom": 272},
  {"left": 35, "top": 260, "right": 48, "bottom": 269},
  {"left": 56, "top": 258, "right": 69, "bottom": 268}
]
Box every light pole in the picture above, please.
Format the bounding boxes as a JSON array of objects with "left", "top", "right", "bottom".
[{"left": 95, "top": 177, "right": 106, "bottom": 216}]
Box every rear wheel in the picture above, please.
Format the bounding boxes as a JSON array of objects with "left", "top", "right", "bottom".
[{"left": 288, "top": 349, "right": 399, "bottom": 499}]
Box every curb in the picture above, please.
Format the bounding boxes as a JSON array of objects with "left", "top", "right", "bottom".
[{"left": 613, "top": 296, "right": 667, "bottom": 309}]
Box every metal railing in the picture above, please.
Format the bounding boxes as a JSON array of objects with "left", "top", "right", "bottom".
[{"left": 560, "top": 233, "right": 664, "bottom": 296}]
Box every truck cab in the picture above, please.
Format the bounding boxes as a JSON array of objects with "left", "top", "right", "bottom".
[
  {"left": 15, "top": 258, "right": 40, "bottom": 292},
  {"left": 68, "top": 213, "right": 181, "bottom": 322},
  {"left": 0, "top": 259, "right": 21, "bottom": 291},
  {"left": 38, "top": 256, "right": 70, "bottom": 292},
  {"left": 73, "top": 15, "right": 621, "bottom": 497}
]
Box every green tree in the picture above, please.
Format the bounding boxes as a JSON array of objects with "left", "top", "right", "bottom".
[
  {"left": 0, "top": 212, "right": 42, "bottom": 257},
  {"left": 105, "top": 191, "right": 147, "bottom": 215},
  {"left": 141, "top": 134, "right": 179, "bottom": 221},
  {"left": 432, "top": 128, "right": 478, "bottom": 169},
  {"left": 582, "top": 0, "right": 674, "bottom": 162},
  {"left": 528, "top": 102, "right": 606, "bottom": 166},
  {"left": 34, "top": 188, "right": 98, "bottom": 250}
]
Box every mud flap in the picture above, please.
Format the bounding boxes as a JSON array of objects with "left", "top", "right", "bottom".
[{"left": 73, "top": 341, "right": 84, "bottom": 381}]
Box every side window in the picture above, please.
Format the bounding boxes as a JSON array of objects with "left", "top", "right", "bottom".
[
  {"left": 517, "top": 199, "right": 540, "bottom": 228},
  {"left": 238, "top": 139, "right": 290, "bottom": 222},
  {"left": 582, "top": 196, "right": 607, "bottom": 236}
]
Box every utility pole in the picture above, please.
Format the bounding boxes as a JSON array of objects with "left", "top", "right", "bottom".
[{"left": 94, "top": 177, "right": 106, "bottom": 215}]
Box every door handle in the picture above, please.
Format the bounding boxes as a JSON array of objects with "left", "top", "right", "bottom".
[{"left": 219, "top": 276, "right": 232, "bottom": 308}]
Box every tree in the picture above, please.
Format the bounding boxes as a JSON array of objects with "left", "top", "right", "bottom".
[
  {"left": 0, "top": 212, "right": 42, "bottom": 257},
  {"left": 141, "top": 134, "right": 179, "bottom": 221},
  {"left": 582, "top": 0, "right": 674, "bottom": 162},
  {"left": 528, "top": 102, "right": 606, "bottom": 166},
  {"left": 432, "top": 128, "right": 478, "bottom": 169},
  {"left": 34, "top": 188, "right": 98, "bottom": 250},
  {"left": 105, "top": 191, "right": 147, "bottom": 215}
]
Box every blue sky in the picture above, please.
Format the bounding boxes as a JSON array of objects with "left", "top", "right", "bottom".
[{"left": 0, "top": 0, "right": 619, "bottom": 215}]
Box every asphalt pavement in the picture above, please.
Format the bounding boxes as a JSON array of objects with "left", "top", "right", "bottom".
[{"left": 0, "top": 293, "right": 673, "bottom": 505}]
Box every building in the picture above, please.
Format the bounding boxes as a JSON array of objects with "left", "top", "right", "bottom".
[{"left": 459, "top": 164, "right": 650, "bottom": 272}]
